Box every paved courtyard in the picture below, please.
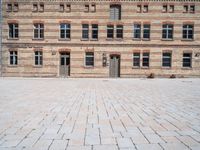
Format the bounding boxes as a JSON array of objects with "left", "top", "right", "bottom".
[{"left": 0, "top": 78, "right": 200, "bottom": 150}]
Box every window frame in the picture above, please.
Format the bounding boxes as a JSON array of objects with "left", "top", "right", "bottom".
[
  {"left": 183, "top": 53, "right": 192, "bottom": 68},
  {"left": 8, "top": 23, "right": 19, "bottom": 39},
  {"left": 133, "top": 24, "right": 141, "bottom": 39},
  {"left": 82, "top": 24, "right": 89, "bottom": 40},
  {"left": 60, "top": 23, "right": 71, "bottom": 40},
  {"left": 33, "top": 23, "right": 44, "bottom": 39},
  {"left": 162, "top": 52, "right": 172, "bottom": 67},
  {"left": 182, "top": 24, "right": 194, "bottom": 40},
  {"left": 91, "top": 24, "right": 98, "bottom": 40},
  {"left": 9, "top": 51, "right": 18, "bottom": 65},
  {"left": 107, "top": 25, "right": 114, "bottom": 39},
  {"left": 142, "top": 53, "right": 150, "bottom": 67},
  {"left": 162, "top": 24, "right": 173, "bottom": 40},
  {"left": 110, "top": 4, "right": 121, "bottom": 20},
  {"left": 34, "top": 51, "right": 43, "bottom": 66},
  {"left": 116, "top": 25, "right": 123, "bottom": 39},
  {"left": 85, "top": 52, "right": 94, "bottom": 67},
  {"left": 143, "top": 24, "right": 150, "bottom": 39},
  {"left": 133, "top": 53, "right": 140, "bottom": 67}
]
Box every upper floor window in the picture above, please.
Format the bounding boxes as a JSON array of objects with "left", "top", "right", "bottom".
[
  {"left": 84, "top": 4, "right": 89, "bottom": 12},
  {"left": 33, "top": 23, "right": 44, "bottom": 39},
  {"left": 60, "top": 23, "right": 71, "bottom": 39},
  {"left": 82, "top": 24, "right": 89, "bottom": 39},
  {"left": 85, "top": 52, "right": 94, "bottom": 67},
  {"left": 10, "top": 51, "right": 18, "bottom": 65},
  {"left": 162, "top": 52, "right": 172, "bottom": 67},
  {"left": 35, "top": 51, "right": 43, "bottom": 66},
  {"left": 107, "top": 25, "right": 114, "bottom": 39},
  {"left": 142, "top": 53, "right": 150, "bottom": 67},
  {"left": 163, "top": 5, "right": 174, "bottom": 13},
  {"left": 110, "top": 5, "right": 121, "bottom": 20},
  {"left": 184, "top": 5, "right": 195, "bottom": 13},
  {"left": 143, "top": 24, "right": 150, "bottom": 39},
  {"left": 137, "top": 5, "right": 148, "bottom": 13},
  {"left": 183, "top": 25, "right": 193, "bottom": 40},
  {"left": 91, "top": 4, "right": 96, "bottom": 12},
  {"left": 133, "top": 24, "right": 141, "bottom": 39},
  {"left": 116, "top": 25, "right": 123, "bottom": 39},
  {"left": 32, "top": 3, "right": 44, "bottom": 12},
  {"left": 92, "top": 24, "right": 98, "bottom": 40},
  {"left": 162, "top": 24, "right": 173, "bottom": 39},
  {"left": 183, "top": 53, "right": 192, "bottom": 67},
  {"left": 7, "top": 3, "right": 18, "bottom": 12},
  {"left": 59, "top": 4, "right": 65, "bottom": 12},
  {"left": 9, "top": 23, "right": 19, "bottom": 39}
]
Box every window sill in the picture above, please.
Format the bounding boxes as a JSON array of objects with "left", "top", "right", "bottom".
[
  {"left": 32, "top": 38, "right": 44, "bottom": 41},
  {"left": 132, "top": 38, "right": 141, "bottom": 41},
  {"left": 84, "top": 66, "right": 94, "bottom": 69},
  {"left": 33, "top": 65, "right": 43, "bottom": 68},
  {"left": 182, "top": 67, "right": 192, "bottom": 70},
  {"left": 141, "top": 66, "right": 149, "bottom": 69},
  {"left": 106, "top": 38, "right": 114, "bottom": 41},
  {"left": 142, "top": 38, "right": 150, "bottom": 41},
  {"left": 132, "top": 66, "right": 140, "bottom": 69},
  {"left": 162, "top": 67, "right": 172, "bottom": 69},
  {"left": 181, "top": 39, "right": 194, "bottom": 41},
  {"left": 90, "top": 39, "right": 98, "bottom": 41},
  {"left": 161, "top": 39, "right": 173, "bottom": 41},
  {"left": 58, "top": 38, "right": 71, "bottom": 41},
  {"left": 8, "top": 65, "right": 18, "bottom": 68},
  {"left": 81, "top": 38, "right": 89, "bottom": 41},
  {"left": 7, "top": 38, "right": 19, "bottom": 40},
  {"left": 115, "top": 38, "right": 123, "bottom": 41}
]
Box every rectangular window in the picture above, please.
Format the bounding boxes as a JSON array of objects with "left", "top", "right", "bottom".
[
  {"left": 10, "top": 51, "right": 18, "bottom": 65},
  {"left": 92, "top": 24, "right": 98, "bottom": 40},
  {"left": 143, "top": 24, "right": 150, "bottom": 39},
  {"left": 59, "top": 4, "right": 64, "bottom": 12},
  {"left": 60, "top": 23, "right": 71, "bottom": 39},
  {"left": 184, "top": 5, "right": 189, "bottom": 13},
  {"left": 82, "top": 24, "right": 89, "bottom": 39},
  {"left": 107, "top": 25, "right": 114, "bottom": 39},
  {"left": 39, "top": 3, "right": 44, "bottom": 12},
  {"left": 169, "top": 5, "right": 174, "bottom": 13},
  {"left": 13, "top": 3, "right": 19, "bottom": 12},
  {"left": 33, "top": 3, "right": 38, "bottom": 12},
  {"left": 134, "top": 24, "right": 141, "bottom": 39},
  {"left": 142, "top": 53, "right": 149, "bottom": 67},
  {"left": 183, "top": 53, "right": 192, "bottom": 67},
  {"left": 85, "top": 52, "right": 94, "bottom": 66},
  {"left": 137, "top": 5, "right": 142, "bottom": 13},
  {"left": 143, "top": 5, "right": 148, "bottom": 13},
  {"left": 66, "top": 4, "right": 71, "bottom": 12},
  {"left": 162, "top": 24, "right": 173, "bottom": 39},
  {"left": 162, "top": 52, "right": 172, "bottom": 67},
  {"left": 35, "top": 51, "right": 43, "bottom": 66},
  {"left": 162, "top": 5, "right": 167, "bottom": 13},
  {"left": 133, "top": 53, "right": 140, "bottom": 67},
  {"left": 9, "top": 23, "right": 19, "bottom": 39},
  {"left": 190, "top": 5, "right": 195, "bottom": 13},
  {"left": 7, "top": 3, "right": 12, "bottom": 12},
  {"left": 91, "top": 4, "right": 96, "bottom": 12},
  {"left": 110, "top": 5, "right": 121, "bottom": 20},
  {"left": 116, "top": 25, "right": 123, "bottom": 39},
  {"left": 33, "top": 23, "right": 44, "bottom": 39},
  {"left": 85, "top": 4, "right": 89, "bottom": 12},
  {"left": 183, "top": 25, "right": 193, "bottom": 40}
]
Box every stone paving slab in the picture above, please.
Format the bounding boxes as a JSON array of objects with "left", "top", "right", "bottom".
[{"left": 0, "top": 78, "right": 200, "bottom": 150}]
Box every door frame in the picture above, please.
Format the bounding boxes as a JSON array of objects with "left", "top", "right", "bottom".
[
  {"left": 59, "top": 52, "right": 70, "bottom": 77},
  {"left": 109, "top": 54, "right": 120, "bottom": 77}
]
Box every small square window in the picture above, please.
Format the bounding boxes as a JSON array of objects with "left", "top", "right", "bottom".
[
  {"left": 13, "top": 3, "right": 19, "bottom": 12},
  {"left": 39, "top": 3, "right": 44, "bottom": 12},
  {"left": 143, "top": 5, "right": 148, "bottom": 13},
  {"left": 33, "top": 3, "right": 38, "bottom": 12},
  {"left": 162, "top": 5, "right": 167, "bottom": 13},
  {"left": 66, "top": 4, "right": 71, "bottom": 12},
  {"left": 91, "top": 4, "right": 96, "bottom": 12},
  {"left": 84, "top": 4, "right": 89, "bottom": 12},
  {"left": 59, "top": 4, "right": 64, "bottom": 12},
  {"left": 137, "top": 5, "right": 142, "bottom": 13},
  {"left": 190, "top": 5, "right": 195, "bottom": 13},
  {"left": 169, "top": 5, "right": 174, "bottom": 13},
  {"left": 183, "top": 5, "right": 188, "bottom": 13},
  {"left": 7, "top": 3, "right": 12, "bottom": 12}
]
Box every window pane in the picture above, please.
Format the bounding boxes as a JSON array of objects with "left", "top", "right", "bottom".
[
  {"left": 85, "top": 52, "right": 94, "bottom": 66},
  {"left": 133, "top": 53, "right": 140, "bottom": 67}
]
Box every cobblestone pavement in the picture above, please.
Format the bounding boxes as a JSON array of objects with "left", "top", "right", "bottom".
[{"left": 0, "top": 78, "right": 200, "bottom": 150}]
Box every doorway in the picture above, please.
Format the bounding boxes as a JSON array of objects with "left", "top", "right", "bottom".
[
  {"left": 60, "top": 52, "right": 70, "bottom": 77},
  {"left": 109, "top": 55, "right": 120, "bottom": 77}
]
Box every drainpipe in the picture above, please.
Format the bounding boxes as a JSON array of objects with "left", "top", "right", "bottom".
[{"left": 0, "top": 0, "right": 3, "bottom": 76}]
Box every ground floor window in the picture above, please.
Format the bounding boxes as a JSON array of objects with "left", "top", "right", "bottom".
[
  {"left": 35, "top": 51, "right": 43, "bottom": 66},
  {"left": 10, "top": 51, "right": 18, "bottom": 65},
  {"left": 133, "top": 53, "right": 140, "bottom": 67},
  {"left": 183, "top": 53, "right": 192, "bottom": 67},
  {"left": 85, "top": 52, "right": 94, "bottom": 66},
  {"left": 142, "top": 53, "right": 149, "bottom": 67},
  {"left": 162, "top": 52, "right": 172, "bottom": 67}
]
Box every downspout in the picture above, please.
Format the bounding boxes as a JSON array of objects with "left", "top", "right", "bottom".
[{"left": 0, "top": 0, "right": 3, "bottom": 76}]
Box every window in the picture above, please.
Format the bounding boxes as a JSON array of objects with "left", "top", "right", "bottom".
[
  {"left": 162, "top": 5, "right": 167, "bottom": 13},
  {"left": 137, "top": 5, "right": 142, "bottom": 13},
  {"left": 39, "top": 3, "right": 44, "bottom": 12},
  {"left": 162, "top": 52, "right": 172, "bottom": 67},
  {"left": 33, "top": 23, "right": 44, "bottom": 39},
  {"left": 143, "top": 24, "right": 150, "bottom": 39},
  {"left": 162, "top": 24, "right": 173, "bottom": 39},
  {"left": 9, "top": 23, "right": 19, "bottom": 39},
  {"left": 134, "top": 24, "right": 141, "bottom": 39},
  {"left": 183, "top": 25, "right": 193, "bottom": 40},
  {"left": 13, "top": 3, "right": 19, "bottom": 12},
  {"left": 85, "top": 52, "right": 94, "bottom": 66},
  {"left": 116, "top": 25, "right": 123, "bottom": 39},
  {"left": 82, "top": 24, "right": 89, "bottom": 39},
  {"left": 133, "top": 53, "right": 140, "bottom": 67},
  {"left": 110, "top": 5, "right": 121, "bottom": 20},
  {"left": 91, "top": 4, "right": 96, "bottom": 12},
  {"left": 66, "top": 4, "right": 71, "bottom": 12},
  {"left": 142, "top": 53, "right": 149, "bottom": 67},
  {"left": 143, "top": 5, "right": 148, "bottom": 13},
  {"left": 59, "top": 4, "right": 64, "bottom": 12},
  {"left": 35, "top": 51, "right": 43, "bottom": 66},
  {"left": 190, "top": 5, "right": 195, "bottom": 13},
  {"left": 84, "top": 4, "right": 89, "bottom": 12},
  {"left": 183, "top": 53, "right": 192, "bottom": 67},
  {"left": 7, "top": 3, "right": 12, "bottom": 12},
  {"left": 10, "top": 51, "right": 18, "bottom": 65},
  {"left": 184, "top": 5, "right": 195, "bottom": 13},
  {"left": 60, "top": 23, "right": 71, "bottom": 39},
  {"left": 92, "top": 24, "right": 98, "bottom": 40},
  {"left": 33, "top": 3, "right": 38, "bottom": 12},
  {"left": 107, "top": 25, "right": 114, "bottom": 39},
  {"left": 184, "top": 5, "right": 188, "bottom": 13},
  {"left": 169, "top": 5, "right": 174, "bottom": 13}
]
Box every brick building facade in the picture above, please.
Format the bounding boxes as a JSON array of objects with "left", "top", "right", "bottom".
[{"left": 1, "top": 0, "right": 200, "bottom": 77}]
